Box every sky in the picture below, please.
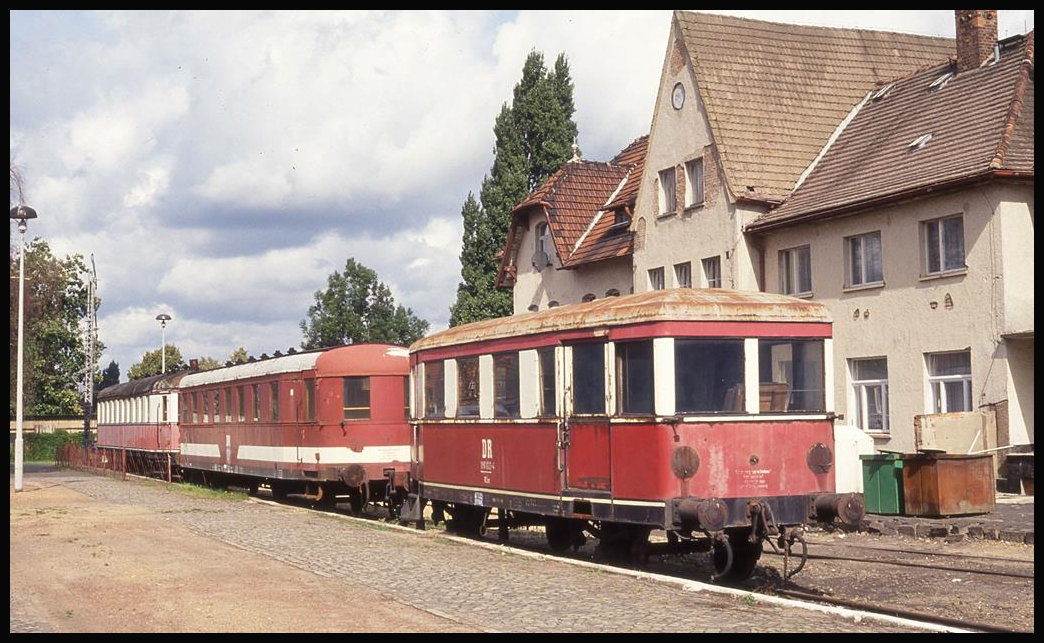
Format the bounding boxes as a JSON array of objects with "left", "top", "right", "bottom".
[{"left": 10, "top": 10, "right": 1035, "bottom": 382}]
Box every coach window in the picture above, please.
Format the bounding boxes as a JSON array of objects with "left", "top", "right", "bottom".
[
  {"left": 423, "top": 361, "right": 445, "bottom": 418},
  {"left": 252, "top": 383, "right": 261, "bottom": 422},
  {"left": 213, "top": 391, "right": 221, "bottom": 424},
  {"left": 493, "top": 352, "right": 520, "bottom": 418},
  {"left": 616, "top": 340, "right": 654, "bottom": 415},
  {"left": 304, "top": 379, "right": 316, "bottom": 421},
  {"left": 537, "top": 347, "right": 556, "bottom": 416},
  {"left": 269, "top": 382, "right": 280, "bottom": 421},
  {"left": 571, "top": 342, "right": 606, "bottom": 415},
  {"left": 224, "top": 388, "right": 233, "bottom": 422},
  {"left": 343, "top": 376, "right": 371, "bottom": 420},
  {"left": 402, "top": 377, "right": 410, "bottom": 419},
  {"left": 758, "top": 339, "right": 825, "bottom": 412},
  {"left": 202, "top": 391, "right": 210, "bottom": 423},
  {"left": 675, "top": 339, "right": 745, "bottom": 413},
  {"left": 191, "top": 393, "right": 199, "bottom": 423},
  {"left": 237, "top": 385, "right": 246, "bottom": 422},
  {"left": 457, "top": 356, "right": 480, "bottom": 417}
]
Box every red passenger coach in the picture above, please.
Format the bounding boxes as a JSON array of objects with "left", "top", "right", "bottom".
[
  {"left": 403, "top": 288, "right": 865, "bottom": 581},
  {"left": 96, "top": 370, "right": 186, "bottom": 478},
  {"left": 177, "top": 344, "right": 411, "bottom": 512}
]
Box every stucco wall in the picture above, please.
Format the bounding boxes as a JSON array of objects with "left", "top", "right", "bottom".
[{"left": 758, "top": 185, "right": 1031, "bottom": 453}]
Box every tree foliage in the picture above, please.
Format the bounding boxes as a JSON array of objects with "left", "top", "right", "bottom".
[
  {"left": 450, "top": 50, "right": 579, "bottom": 327},
  {"left": 228, "top": 347, "right": 248, "bottom": 365},
  {"left": 9, "top": 239, "right": 103, "bottom": 415},
  {"left": 99, "top": 360, "right": 120, "bottom": 391},
  {"left": 195, "top": 356, "right": 222, "bottom": 371},
  {"left": 127, "top": 344, "right": 185, "bottom": 380},
  {"left": 300, "top": 257, "right": 429, "bottom": 349}
]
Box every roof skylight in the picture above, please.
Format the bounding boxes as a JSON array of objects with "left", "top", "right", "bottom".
[
  {"left": 929, "top": 72, "right": 954, "bottom": 91},
  {"left": 908, "top": 133, "right": 933, "bottom": 150}
]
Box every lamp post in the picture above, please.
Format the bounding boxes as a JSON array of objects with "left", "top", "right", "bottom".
[
  {"left": 11, "top": 204, "right": 38, "bottom": 493},
  {"left": 156, "top": 313, "right": 171, "bottom": 375}
]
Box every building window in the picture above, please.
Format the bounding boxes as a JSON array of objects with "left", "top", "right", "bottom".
[
  {"left": 457, "top": 356, "right": 480, "bottom": 417},
  {"left": 685, "top": 158, "right": 704, "bottom": 207},
  {"left": 538, "top": 347, "right": 556, "bottom": 416},
  {"left": 648, "top": 267, "right": 665, "bottom": 290},
  {"left": 845, "top": 231, "right": 883, "bottom": 287},
  {"left": 676, "top": 339, "right": 745, "bottom": 413},
  {"left": 921, "top": 215, "right": 965, "bottom": 275},
  {"left": 534, "top": 222, "right": 552, "bottom": 268},
  {"left": 423, "top": 361, "right": 445, "bottom": 418},
  {"left": 571, "top": 343, "right": 605, "bottom": 415},
  {"left": 616, "top": 340, "right": 654, "bottom": 415},
  {"left": 342, "top": 377, "right": 371, "bottom": 420},
  {"left": 702, "top": 256, "right": 721, "bottom": 288},
  {"left": 493, "top": 352, "right": 520, "bottom": 418},
  {"left": 609, "top": 210, "right": 630, "bottom": 235},
  {"left": 927, "top": 351, "right": 971, "bottom": 413},
  {"left": 779, "top": 246, "right": 811, "bottom": 295},
  {"left": 658, "top": 167, "right": 676, "bottom": 215},
  {"left": 851, "top": 358, "right": 889, "bottom": 433},
  {"left": 759, "top": 339, "right": 825, "bottom": 412},
  {"left": 674, "top": 262, "right": 692, "bottom": 288}
]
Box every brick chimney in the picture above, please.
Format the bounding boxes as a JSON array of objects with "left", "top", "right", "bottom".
[{"left": 955, "top": 10, "right": 998, "bottom": 73}]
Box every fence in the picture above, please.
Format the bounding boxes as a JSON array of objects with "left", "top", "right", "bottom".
[{"left": 56, "top": 443, "right": 177, "bottom": 483}]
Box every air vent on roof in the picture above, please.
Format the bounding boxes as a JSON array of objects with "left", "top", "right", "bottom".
[
  {"left": 909, "top": 133, "right": 933, "bottom": 150},
  {"left": 871, "top": 83, "right": 894, "bottom": 101},
  {"left": 929, "top": 72, "right": 954, "bottom": 91}
]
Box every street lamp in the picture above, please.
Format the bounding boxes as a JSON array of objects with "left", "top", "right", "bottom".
[
  {"left": 156, "top": 313, "right": 171, "bottom": 374},
  {"left": 11, "top": 204, "right": 38, "bottom": 493}
]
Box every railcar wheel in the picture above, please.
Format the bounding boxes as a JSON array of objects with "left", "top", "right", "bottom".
[
  {"left": 270, "top": 481, "right": 289, "bottom": 501},
  {"left": 447, "top": 504, "right": 487, "bottom": 536},
  {"left": 545, "top": 517, "right": 585, "bottom": 552},
  {"left": 712, "top": 530, "right": 763, "bottom": 582},
  {"left": 347, "top": 487, "right": 365, "bottom": 516}
]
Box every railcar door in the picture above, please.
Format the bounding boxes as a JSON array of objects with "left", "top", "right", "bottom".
[{"left": 562, "top": 341, "right": 611, "bottom": 494}]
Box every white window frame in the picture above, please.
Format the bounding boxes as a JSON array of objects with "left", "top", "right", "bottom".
[
  {"left": 850, "top": 358, "right": 889, "bottom": 433},
  {"left": 926, "top": 351, "right": 972, "bottom": 413},
  {"left": 648, "top": 267, "right": 665, "bottom": 291},
  {"left": 844, "top": 231, "right": 883, "bottom": 287},
  {"left": 701, "top": 256, "right": 721, "bottom": 288},
  {"left": 778, "top": 245, "right": 811, "bottom": 295},
  {"left": 921, "top": 214, "right": 966, "bottom": 276},
  {"left": 684, "top": 158, "right": 704, "bottom": 207},
  {"left": 658, "top": 167, "right": 676, "bottom": 215}
]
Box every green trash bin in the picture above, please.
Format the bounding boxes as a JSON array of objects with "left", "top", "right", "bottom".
[{"left": 860, "top": 453, "right": 905, "bottom": 515}]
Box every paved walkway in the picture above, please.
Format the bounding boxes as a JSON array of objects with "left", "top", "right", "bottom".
[
  {"left": 11, "top": 466, "right": 985, "bottom": 633},
  {"left": 856, "top": 492, "right": 1034, "bottom": 544}
]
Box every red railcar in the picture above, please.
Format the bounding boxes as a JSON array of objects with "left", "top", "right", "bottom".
[
  {"left": 96, "top": 370, "right": 186, "bottom": 478},
  {"left": 177, "top": 344, "right": 411, "bottom": 511},
  {"left": 403, "top": 288, "right": 864, "bottom": 580}
]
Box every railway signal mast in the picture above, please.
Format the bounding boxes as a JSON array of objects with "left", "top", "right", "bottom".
[{"left": 83, "top": 255, "right": 98, "bottom": 446}]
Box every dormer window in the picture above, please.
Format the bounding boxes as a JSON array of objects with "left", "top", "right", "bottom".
[{"left": 608, "top": 210, "right": 630, "bottom": 235}]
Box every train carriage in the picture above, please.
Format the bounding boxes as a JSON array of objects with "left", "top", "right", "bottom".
[
  {"left": 403, "top": 288, "right": 865, "bottom": 580},
  {"left": 177, "top": 344, "right": 411, "bottom": 512},
  {"left": 96, "top": 370, "right": 186, "bottom": 479}
]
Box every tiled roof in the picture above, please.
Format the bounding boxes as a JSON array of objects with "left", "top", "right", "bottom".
[
  {"left": 497, "top": 136, "right": 648, "bottom": 286},
  {"left": 749, "top": 31, "right": 1035, "bottom": 230},
  {"left": 677, "top": 11, "right": 956, "bottom": 202}
]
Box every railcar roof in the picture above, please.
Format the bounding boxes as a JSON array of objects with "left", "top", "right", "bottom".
[
  {"left": 97, "top": 370, "right": 190, "bottom": 400},
  {"left": 411, "top": 288, "right": 831, "bottom": 353}
]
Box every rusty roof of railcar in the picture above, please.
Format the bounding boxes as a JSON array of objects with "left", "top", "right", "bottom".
[
  {"left": 411, "top": 288, "right": 831, "bottom": 353},
  {"left": 97, "top": 370, "right": 191, "bottom": 400}
]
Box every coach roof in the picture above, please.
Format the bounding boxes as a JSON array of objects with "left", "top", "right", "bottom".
[{"left": 410, "top": 288, "right": 831, "bottom": 353}]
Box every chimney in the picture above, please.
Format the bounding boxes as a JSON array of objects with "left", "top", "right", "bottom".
[{"left": 955, "top": 10, "right": 998, "bottom": 73}]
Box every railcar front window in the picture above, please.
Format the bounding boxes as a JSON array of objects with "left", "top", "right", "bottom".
[
  {"left": 343, "top": 377, "right": 371, "bottom": 420},
  {"left": 675, "top": 339, "right": 745, "bottom": 413},
  {"left": 616, "top": 340, "right": 653, "bottom": 415},
  {"left": 493, "top": 352, "right": 520, "bottom": 418},
  {"left": 424, "top": 361, "right": 445, "bottom": 418},
  {"left": 571, "top": 343, "right": 605, "bottom": 415},
  {"left": 538, "top": 347, "right": 556, "bottom": 416},
  {"left": 457, "top": 356, "right": 480, "bottom": 417},
  {"left": 758, "top": 339, "right": 825, "bottom": 412}
]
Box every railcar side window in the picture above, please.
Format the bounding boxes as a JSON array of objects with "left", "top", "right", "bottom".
[
  {"left": 537, "top": 347, "right": 556, "bottom": 416},
  {"left": 252, "top": 383, "right": 261, "bottom": 422},
  {"left": 758, "top": 339, "right": 825, "bottom": 411},
  {"left": 343, "top": 377, "right": 371, "bottom": 420},
  {"left": 213, "top": 391, "right": 221, "bottom": 424},
  {"left": 237, "top": 385, "right": 246, "bottom": 422},
  {"left": 402, "top": 377, "right": 409, "bottom": 419},
  {"left": 304, "top": 379, "right": 316, "bottom": 421},
  {"left": 675, "top": 339, "right": 745, "bottom": 413},
  {"left": 616, "top": 340, "right": 654, "bottom": 415},
  {"left": 270, "top": 382, "right": 279, "bottom": 421},
  {"left": 202, "top": 391, "right": 210, "bottom": 423},
  {"left": 493, "top": 352, "right": 520, "bottom": 418},
  {"left": 224, "top": 388, "right": 233, "bottom": 422},
  {"left": 571, "top": 343, "right": 606, "bottom": 415},
  {"left": 423, "top": 361, "right": 445, "bottom": 418},
  {"left": 457, "top": 356, "right": 480, "bottom": 417}
]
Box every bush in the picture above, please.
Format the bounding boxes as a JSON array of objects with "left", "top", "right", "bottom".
[{"left": 10, "top": 431, "right": 83, "bottom": 462}]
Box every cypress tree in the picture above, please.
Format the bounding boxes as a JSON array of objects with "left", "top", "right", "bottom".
[{"left": 449, "top": 50, "right": 579, "bottom": 326}]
